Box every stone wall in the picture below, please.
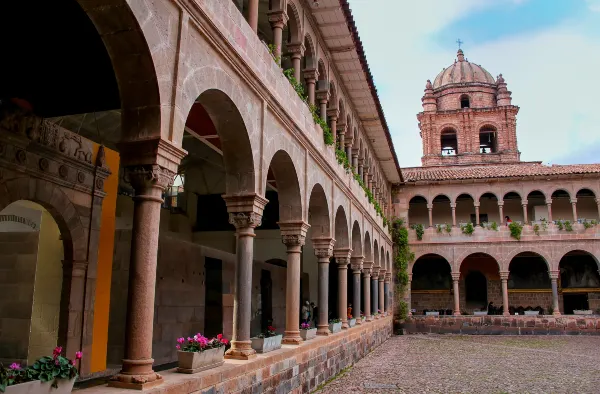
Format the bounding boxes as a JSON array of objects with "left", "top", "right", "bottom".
[
  {"left": 508, "top": 292, "right": 553, "bottom": 312},
  {"left": 411, "top": 292, "right": 453, "bottom": 314},
  {"left": 88, "top": 316, "right": 392, "bottom": 394},
  {"left": 404, "top": 315, "right": 600, "bottom": 335},
  {"left": 107, "top": 230, "right": 287, "bottom": 367}
]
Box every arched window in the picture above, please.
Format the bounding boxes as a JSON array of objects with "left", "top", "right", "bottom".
[
  {"left": 479, "top": 125, "right": 497, "bottom": 153},
  {"left": 460, "top": 94, "right": 470, "bottom": 108},
  {"left": 440, "top": 127, "right": 458, "bottom": 156}
]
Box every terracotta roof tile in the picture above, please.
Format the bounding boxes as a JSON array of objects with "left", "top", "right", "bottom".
[{"left": 403, "top": 162, "right": 600, "bottom": 182}]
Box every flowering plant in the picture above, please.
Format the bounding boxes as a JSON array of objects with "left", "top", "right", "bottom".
[
  {"left": 176, "top": 333, "right": 229, "bottom": 353},
  {"left": 0, "top": 362, "right": 36, "bottom": 393},
  {"left": 329, "top": 318, "right": 341, "bottom": 324},
  {"left": 257, "top": 326, "right": 278, "bottom": 338},
  {"left": 300, "top": 322, "right": 312, "bottom": 330},
  {"left": 29, "top": 346, "right": 81, "bottom": 388}
]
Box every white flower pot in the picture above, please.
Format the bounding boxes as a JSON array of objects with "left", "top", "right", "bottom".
[
  {"left": 4, "top": 381, "right": 40, "bottom": 394},
  {"left": 348, "top": 318, "right": 356, "bottom": 327},
  {"left": 251, "top": 334, "right": 282, "bottom": 353},
  {"left": 425, "top": 311, "right": 439, "bottom": 316},
  {"left": 473, "top": 311, "right": 488, "bottom": 316},
  {"left": 177, "top": 347, "right": 225, "bottom": 374},
  {"left": 328, "top": 322, "right": 342, "bottom": 333},
  {"left": 300, "top": 328, "right": 317, "bottom": 341},
  {"left": 524, "top": 311, "right": 539, "bottom": 316},
  {"left": 39, "top": 378, "right": 76, "bottom": 394},
  {"left": 573, "top": 310, "right": 593, "bottom": 315}
]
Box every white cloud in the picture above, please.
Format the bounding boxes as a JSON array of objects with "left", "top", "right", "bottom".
[
  {"left": 349, "top": 0, "right": 600, "bottom": 168},
  {"left": 585, "top": 0, "right": 600, "bottom": 12}
]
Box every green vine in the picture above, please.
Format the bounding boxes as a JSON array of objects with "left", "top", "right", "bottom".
[
  {"left": 445, "top": 223, "right": 452, "bottom": 234},
  {"left": 533, "top": 223, "right": 540, "bottom": 236},
  {"left": 509, "top": 222, "right": 523, "bottom": 240},
  {"left": 283, "top": 68, "right": 306, "bottom": 99},
  {"left": 391, "top": 218, "right": 414, "bottom": 321},
  {"left": 564, "top": 220, "right": 573, "bottom": 232},
  {"left": 410, "top": 223, "right": 424, "bottom": 240},
  {"left": 335, "top": 148, "right": 351, "bottom": 172},
  {"left": 461, "top": 222, "right": 474, "bottom": 236},
  {"left": 267, "top": 44, "right": 281, "bottom": 65},
  {"left": 557, "top": 220, "right": 564, "bottom": 231}
]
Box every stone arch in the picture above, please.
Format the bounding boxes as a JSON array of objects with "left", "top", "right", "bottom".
[
  {"left": 364, "top": 231, "right": 372, "bottom": 262},
  {"left": 502, "top": 248, "right": 552, "bottom": 272},
  {"left": 266, "top": 150, "right": 303, "bottom": 221},
  {"left": 380, "top": 245, "right": 385, "bottom": 269},
  {"left": 285, "top": 0, "right": 302, "bottom": 44},
  {"left": 303, "top": 33, "right": 316, "bottom": 69},
  {"left": 351, "top": 221, "right": 362, "bottom": 257},
  {"left": 317, "top": 58, "right": 327, "bottom": 83},
  {"left": 556, "top": 246, "right": 600, "bottom": 270},
  {"left": 373, "top": 239, "right": 379, "bottom": 268},
  {"left": 338, "top": 98, "right": 346, "bottom": 121},
  {"left": 477, "top": 190, "right": 500, "bottom": 202},
  {"left": 456, "top": 252, "right": 501, "bottom": 273},
  {"left": 308, "top": 183, "right": 331, "bottom": 238},
  {"left": 502, "top": 190, "right": 523, "bottom": 200},
  {"left": 411, "top": 249, "right": 454, "bottom": 272},
  {"left": 551, "top": 188, "right": 572, "bottom": 199},
  {"left": 576, "top": 187, "right": 599, "bottom": 197},
  {"left": 183, "top": 87, "right": 257, "bottom": 195},
  {"left": 407, "top": 193, "right": 429, "bottom": 204},
  {"left": 432, "top": 193, "right": 452, "bottom": 202},
  {"left": 524, "top": 188, "right": 548, "bottom": 201},
  {"left": 454, "top": 192, "right": 475, "bottom": 204},
  {"left": 329, "top": 81, "right": 337, "bottom": 108},
  {"left": 411, "top": 253, "right": 452, "bottom": 275},
  {"left": 334, "top": 205, "right": 349, "bottom": 249},
  {"left": 386, "top": 250, "right": 391, "bottom": 272}
]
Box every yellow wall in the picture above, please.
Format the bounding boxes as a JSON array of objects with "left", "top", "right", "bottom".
[
  {"left": 90, "top": 146, "right": 119, "bottom": 372},
  {"left": 22, "top": 202, "right": 63, "bottom": 365}
]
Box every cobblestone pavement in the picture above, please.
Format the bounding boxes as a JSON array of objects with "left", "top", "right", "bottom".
[{"left": 315, "top": 335, "right": 600, "bottom": 394}]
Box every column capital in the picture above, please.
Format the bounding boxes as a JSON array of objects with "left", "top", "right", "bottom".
[
  {"left": 549, "top": 270, "right": 560, "bottom": 280},
  {"left": 378, "top": 269, "right": 386, "bottom": 281},
  {"left": 473, "top": 202, "right": 480, "bottom": 208},
  {"left": 312, "top": 237, "right": 335, "bottom": 259},
  {"left": 223, "top": 193, "right": 268, "bottom": 229},
  {"left": 521, "top": 200, "right": 528, "bottom": 206},
  {"left": 267, "top": 9, "right": 288, "bottom": 29},
  {"left": 450, "top": 203, "right": 456, "bottom": 209},
  {"left": 315, "top": 90, "right": 330, "bottom": 103},
  {"left": 303, "top": 68, "right": 319, "bottom": 81},
  {"left": 286, "top": 41, "right": 305, "bottom": 58},
  {"left": 500, "top": 271, "right": 509, "bottom": 280},
  {"left": 546, "top": 199, "right": 553, "bottom": 205},
  {"left": 334, "top": 248, "right": 352, "bottom": 265},
  {"left": 371, "top": 265, "right": 380, "bottom": 279},
  {"left": 279, "top": 221, "right": 310, "bottom": 246},
  {"left": 595, "top": 198, "right": 600, "bottom": 205},
  {"left": 118, "top": 138, "right": 186, "bottom": 174},
  {"left": 451, "top": 272, "right": 460, "bottom": 281},
  {"left": 385, "top": 272, "right": 392, "bottom": 282},
  {"left": 427, "top": 203, "right": 433, "bottom": 210},
  {"left": 498, "top": 201, "right": 505, "bottom": 207},
  {"left": 124, "top": 164, "right": 176, "bottom": 193},
  {"left": 350, "top": 256, "right": 364, "bottom": 271},
  {"left": 362, "top": 260, "right": 373, "bottom": 274},
  {"left": 327, "top": 107, "right": 340, "bottom": 119},
  {"left": 570, "top": 198, "right": 578, "bottom": 204}
]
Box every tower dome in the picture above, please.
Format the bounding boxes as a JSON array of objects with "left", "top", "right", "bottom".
[{"left": 433, "top": 49, "right": 495, "bottom": 89}]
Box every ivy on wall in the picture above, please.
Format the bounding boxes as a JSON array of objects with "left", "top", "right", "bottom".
[{"left": 391, "top": 218, "right": 414, "bottom": 320}]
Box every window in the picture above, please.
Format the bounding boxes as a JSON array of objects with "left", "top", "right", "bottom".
[
  {"left": 440, "top": 128, "right": 458, "bottom": 156},
  {"left": 460, "top": 95, "right": 470, "bottom": 108},
  {"left": 479, "top": 125, "right": 498, "bottom": 153}
]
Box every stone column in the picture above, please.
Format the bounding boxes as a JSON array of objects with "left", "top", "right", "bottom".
[
  {"left": 500, "top": 271, "right": 510, "bottom": 316},
  {"left": 327, "top": 109, "right": 339, "bottom": 143},
  {"left": 351, "top": 257, "right": 363, "bottom": 324},
  {"left": 358, "top": 159, "right": 364, "bottom": 178},
  {"left": 571, "top": 199, "right": 578, "bottom": 222},
  {"left": 450, "top": 203, "right": 457, "bottom": 227},
  {"left": 248, "top": 0, "right": 259, "bottom": 33},
  {"left": 110, "top": 164, "right": 177, "bottom": 389},
  {"left": 316, "top": 91, "right": 329, "bottom": 122},
  {"left": 268, "top": 11, "right": 288, "bottom": 63},
  {"left": 363, "top": 261, "right": 373, "bottom": 321},
  {"left": 550, "top": 270, "right": 561, "bottom": 315},
  {"left": 384, "top": 272, "right": 392, "bottom": 313},
  {"left": 335, "top": 249, "right": 352, "bottom": 329},
  {"left": 452, "top": 273, "right": 461, "bottom": 315},
  {"left": 543, "top": 200, "right": 552, "bottom": 224},
  {"left": 303, "top": 69, "right": 318, "bottom": 106},
  {"left": 407, "top": 274, "right": 413, "bottom": 316},
  {"left": 378, "top": 269, "right": 386, "bottom": 316},
  {"left": 313, "top": 238, "right": 335, "bottom": 335},
  {"left": 345, "top": 140, "right": 353, "bottom": 162},
  {"left": 596, "top": 198, "right": 600, "bottom": 220},
  {"left": 287, "top": 42, "right": 305, "bottom": 82},
  {"left": 522, "top": 200, "right": 529, "bottom": 224},
  {"left": 474, "top": 202, "right": 481, "bottom": 226},
  {"left": 363, "top": 166, "right": 369, "bottom": 185},
  {"left": 279, "top": 221, "right": 310, "bottom": 344},
  {"left": 352, "top": 150, "right": 359, "bottom": 170},
  {"left": 498, "top": 201, "right": 505, "bottom": 225},
  {"left": 223, "top": 194, "right": 268, "bottom": 360},
  {"left": 427, "top": 203, "right": 433, "bottom": 228},
  {"left": 372, "top": 267, "right": 379, "bottom": 317},
  {"left": 338, "top": 129, "right": 346, "bottom": 151}
]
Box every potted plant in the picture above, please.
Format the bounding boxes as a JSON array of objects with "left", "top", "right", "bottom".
[
  {"left": 299, "top": 322, "right": 317, "bottom": 341},
  {"left": 524, "top": 310, "right": 539, "bottom": 316},
  {"left": 30, "top": 347, "right": 81, "bottom": 393},
  {"left": 328, "top": 319, "right": 342, "bottom": 333},
  {"left": 176, "top": 333, "right": 228, "bottom": 374},
  {"left": 360, "top": 313, "right": 366, "bottom": 322},
  {"left": 0, "top": 363, "right": 39, "bottom": 394},
  {"left": 251, "top": 326, "right": 282, "bottom": 353},
  {"left": 573, "top": 309, "right": 593, "bottom": 315}
]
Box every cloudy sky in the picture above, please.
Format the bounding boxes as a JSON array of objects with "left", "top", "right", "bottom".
[{"left": 348, "top": 0, "right": 600, "bottom": 168}]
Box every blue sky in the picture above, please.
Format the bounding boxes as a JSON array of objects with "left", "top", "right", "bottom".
[{"left": 348, "top": 0, "right": 600, "bottom": 167}]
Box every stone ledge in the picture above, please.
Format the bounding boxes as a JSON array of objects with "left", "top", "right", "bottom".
[{"left": 78, "top": 316, "right": 393, "bottom": 394}]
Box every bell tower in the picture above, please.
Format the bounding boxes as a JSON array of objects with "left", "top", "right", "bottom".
[{"left": 417, "top": 49, "right": 520, "bottom": 167}]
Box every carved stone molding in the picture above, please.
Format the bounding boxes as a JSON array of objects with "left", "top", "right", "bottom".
[
  {"left": 313, "top": 237, "right": 335, "bottom": 259},
  {"left": 287, "top": 42, "right": 305, "bottom": 58},
  {"left": 350, "top": 256, "right": 364, "bottom": 271},
  {"left": 279, "top": 220, "right": 310, "bottom": 247},
  {"left": 124, "top": 164, "right": 176, "bottom": 193},
  {"left": 223, "top": 194, "right": 269, "bottom": 230},
  {"left": 228, "top": 212, "right": 263, "bottom": 229},
  {"left": 267, "top": 10, "right": 289, "bottom": 29},
  {"left": 334, "top": 248, "right": 352, "bottom": 265},
  {"left": 281, "top": 234, "right": 306, "bottom": 246}
]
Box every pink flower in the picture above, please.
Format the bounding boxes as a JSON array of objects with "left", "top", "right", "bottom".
[
  {"left": 75, "top": 351, "right": 83, "bottom": 360},
  {"left": 53, "top": 346, "right": 63, "bottom": 358},
  {"left": 221, "top": 339, "right": 229, "bottom": 345},
  {"left": 9, "top": 363, "right": 20, "bottom": 370},
  {"left": 176, "top": 345, "right": 181, "bottom": 350},
  {"left": 71, "top": 360, "right": 76, "bottom": 366},
  {"left": 217, "top": 334, "right": 223, "bottom": 340},
  {"left": 187, "top": 337, "right": 193, "bottom": 342},
  {"left": 55, "top": 359, "right": 60, "bottom": 366},
  {"left": 177, "top": 337, "right": 185, "bottom": 344},
  {"left": 197, "top": 336, "right": 208, "bottom": 347}
]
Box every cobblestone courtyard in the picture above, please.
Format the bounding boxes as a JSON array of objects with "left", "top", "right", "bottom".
[{"left": 316, "top": 335, "right": 600, "bottom": 393}]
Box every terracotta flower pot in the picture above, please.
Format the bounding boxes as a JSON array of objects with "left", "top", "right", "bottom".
[
  {"left": 251, "top": 334, "right": 282, "bottom": 353},
  {"left": 4, "top": 380, "right": 40, "bottom": 394},
  {"left": 299, "top": 328, "right": 317, "bottom": 341},
  {"left": 328, "top": 322, "right": 342, "bottom": 333},
  {"left": 177, "top": 347, "right": 225, "bottom": 374},
  {"left": 39, "top": 378, "right": 76, "bottom": 394}
]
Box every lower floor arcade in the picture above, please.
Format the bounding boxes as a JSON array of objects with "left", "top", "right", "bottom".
[{"left": 408, "top": 250, "right": 600, "bottom": 316}]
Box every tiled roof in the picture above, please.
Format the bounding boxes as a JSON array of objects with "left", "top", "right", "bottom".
[{"left": 403, "top": 162, "right": 600, "bottom": 182}]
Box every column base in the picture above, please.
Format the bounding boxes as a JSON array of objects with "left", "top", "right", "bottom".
[
  {"left": 224, "top": 340, "right": 256, "bottom": 360},
  {"left": 282, "top": 332, "right": 303, "bottom": 345},
  {"left": 341, "top": 320, "right": 349, "bottom": 329},
  {"left": 553, "top": 311, "right": 561, "bottom": 316},
  {"left": 503, "top": 312, "right": 510, "bottom": 316},
  {"left": 316, "top": 325, "right": 331, "bottom": 336},
  {"left": 108, "top": 359, "right": 163, "bottom": 391},
  {"left": 355, "top": 318, "right": 362, "bottom": 325},
  {"left": 366, "top": 316, "right": 373, "bottom": 322},
  {"left": 453, "top": 312, "right": 461, "bottom": 316}
]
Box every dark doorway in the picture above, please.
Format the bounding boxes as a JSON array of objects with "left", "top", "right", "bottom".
[
  {"left": 465, "top": 271, "right": 487, "bottom": 309},
  {"left": 347, "top": 267, "right": 354, "bottom": 318},
  {"left": 260, "top": 270, "right": 273, "bottom": 332},
  {"left": 563, "top": 293, "right": 589, "bottom": 314},
  {"left": 204, "top": 258, "right": 223, "bottom": 338},
  {"left": 329, "top": 260, "right": 339, "bottom": 320}
]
